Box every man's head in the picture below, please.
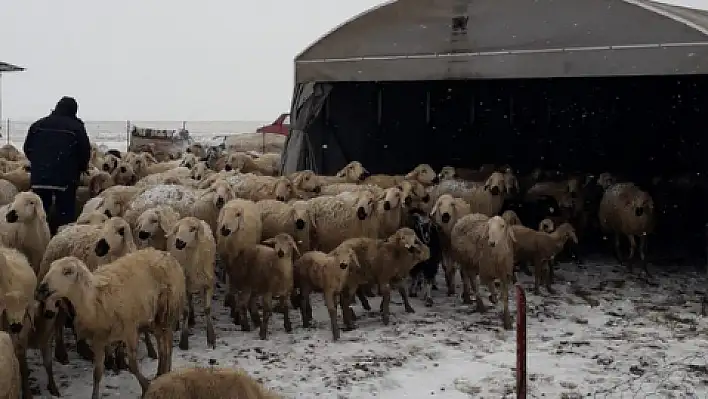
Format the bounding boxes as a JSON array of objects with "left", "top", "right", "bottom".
[{"left": 53, "top": 96, "right": 78, "bottom": 117}]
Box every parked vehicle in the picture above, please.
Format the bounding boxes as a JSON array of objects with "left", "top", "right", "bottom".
[
  {"left": 256, "top": 113, "right": 290, "bottom": 136},
  {"left": 128, "top": 125, "right": 193, "bottom": 160}
]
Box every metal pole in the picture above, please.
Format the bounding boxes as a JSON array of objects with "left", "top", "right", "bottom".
[
  {"left": 0, "top": 73, "right": 3, "bottom": 140},
  {"left": 516, "top": 283, "right": 527, "bottom": 399}
]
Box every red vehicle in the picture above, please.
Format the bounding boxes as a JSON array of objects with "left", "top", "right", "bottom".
[{"left": 256, "top": 113, "right": 290, "bottom": 136}]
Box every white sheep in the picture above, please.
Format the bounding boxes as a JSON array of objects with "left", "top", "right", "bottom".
[
  {"left": 539, "top": 218, "right": 555, "bottom": 233},
  {"left": 318, "top": 183, "right": 383, "bottom": 197},
  {"left": 404, "top": 163, "right": 439, "bottom": 186},
  {"left": 136, "top": 206, "right": 181, "bottom": 250},
  {"left": 307, "top": 191, "right": 379, "bottom": 252},
  {"left": 190, "top": 161, "right": 213, "bottom": 181},
  {"left": 451, "top": 215, "right": 517, "bottom": 329},
  {"left": 289, "top": 169, "right": 323, "bottom": 198},
  {"left": 376, "top": 186, "right": 405, "bottom": 238},
  {"left": 257, "top": 199, "right": 315, "bottom": 253},
  {"left": 36, "top": 249, "right": 186, "bottom": 399},
  {"left": 56, "top": 211, "right": 109, "bottom": 234},
  {"left": 0, "top": 179, "right": 18, "bottom": 206},
  {"left": 599, "top": 182, "right": 655, "bottom": 274},
  {"left": 429, "top": 194, "right": 471, "bottom": 295},
  {"left": 136, "top": 166, "right": 192, "bottom": 187},
  {"left": 0, "top": 331, "right": 20, "bottom": 399},
  {"left": 227, "top": 173, "right": 295, "bottom": 202},
  {"left": 166, "top": 216, "right": 217, "bottom": 350},
  {"left": 0, "top": 191, "right": 51, "bottom": 274},
  {"left": 230, "top": 233, "right": 299, "bottom": 339},
  {"left": 293, "top": 244, "right": 360, "bottom": 341},
  {"left": 501, "top": 209, "right": 522, "bottom": 226},
  {"left": 432, "top": 172, "right": 508, "bottom": 216},
  {"left": 143, "top": 367, "right": 280, "bottom": 399}
]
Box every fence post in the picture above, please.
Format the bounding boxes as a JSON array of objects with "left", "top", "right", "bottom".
[
  {"left": 516, "top": 283, "right": 527, "bottom": 399},
  {"left": 5, "top": 119, "right": 9, "bottom": 145},
  {"left": 125, "top": 120, "right": 130, "bottom": 150}
]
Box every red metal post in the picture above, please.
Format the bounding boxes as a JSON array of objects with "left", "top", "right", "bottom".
[{"left": 516, "top": 283, "right": 527, "bottom": 399}]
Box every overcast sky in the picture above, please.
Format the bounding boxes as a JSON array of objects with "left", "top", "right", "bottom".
[{"left": 1, "top": 0, "right": 705, "bottom": 121}]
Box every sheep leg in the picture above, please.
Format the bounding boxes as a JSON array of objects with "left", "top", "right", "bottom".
[
  {"left": 488, "top": 283, "right": 499, "bottom": 305},
  {"left": 408, "top": 273, "right": 421, "bottom": 297},
  {"left": 280, "top": 296, "right": 292, "bottom": 333},
  {"left": 532, "top": 260, "right": 542, "bottom": 295},
  {"left": 543, "top": 260, "right": 556, "bottom": 295},
  {"left": 204, "top": 287, "right": 216, "bottom": 348},
  {"left": 41, "top": 338, "right": 61, "bottom": 397},
  {"left": 443, "top": 255, "right": 456, "bottom": 296},
  {"left": 324, "top": 291, "right": 340, "bottom": 341},
  {"left": 53, "top": 310, "right": 69, "bottom": 364},
  {"left": 124, "top": 333, "right": 150, "bottom": 395},
  {"left": 237, "top": 291, "right": 252, "bottom": 332},
  {"left": 423, "top": 278, "right": 434, "bottom": 307},
  {"left": 379, "top": 283, "right": 392, "bottom": 325},
  {"left": 154, "top": 327, "right": 174, "bottom": 376},
  {"left": 340, "top": 288, "right": 357, "bottom": 331},
  {"left": 112, "top": 344, "right": 128, "bottom": 372},
  {"left": 142, "top": 331, "right": 158, "bottom": 359},
  {"left": 187, "top": 292, "right": 196, "bottom": 328},
  {"left": 613, "top": 233, "right": 624, "bottom": 265},
  {"left": 259, "top": 294, "right": 273, "bottom": 340},
  {"left": 17, "top": 347, "right": 31, "bottom": 399},
  {"left": 472, "top": 275, "right": 487, "bottom": 313},
  {"left": 639, "top": 234, "right": 651, "bottom": 277},
  {"left": 300, "top": 287, "right": 312, "bottom": 328},
  {"left": 179, "top": 290, "right": 192, "bottom": 350},
  {"left": 248, "top": 297, "right": 262, "bottom": 328},
  {"left": 501, "top": 279, "right": 512, "bottom": 330},
  {"left": 355, "top": 288, "right": 372, "bottom": 311},
  {"left": 460, "top": 266, "right": 473, "bottom": 305},
  {"left": 90, "top": 342, "right": 107, "bottom": 399}
]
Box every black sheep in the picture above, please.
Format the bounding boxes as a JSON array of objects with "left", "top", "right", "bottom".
[{"left": 406, "top": 209, "right": 443, "bottom": 307}]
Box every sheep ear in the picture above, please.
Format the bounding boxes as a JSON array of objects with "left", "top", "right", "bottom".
[
  {"left": 508, "top": 226, "right": 517, "bottom": 243},
  {"left": 290, "top": 238, "right": 301, "bottom": 258},
  {"left": 34, "top": 196, "right": 47, "bottom": 222},
  {"left": 430, "top": 201, "right": 439, "bottom": 217},
  {"left": 261, "top": 238, "right": 276, "bottom": 247}
]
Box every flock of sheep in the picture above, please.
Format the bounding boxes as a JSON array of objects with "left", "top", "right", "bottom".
[{"left": 0, "top": 141, "right": 655, "bottom": 399}]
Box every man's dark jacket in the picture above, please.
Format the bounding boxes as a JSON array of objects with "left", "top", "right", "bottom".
[{"left": 23, "top": 97, "right": 91, "bottom": 190}]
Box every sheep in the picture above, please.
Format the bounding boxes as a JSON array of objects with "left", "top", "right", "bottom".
[
  {"left": 136, "top": 206, "right": 181, "bottom": 250},
  {"left": 143, "top": 367, "right": 281, "bottom": 399},
  {"left": 339, "top": 228, "right": 431, "bottom": 328},
  {"left": 289, "top": 169, "right": 323, "bottom": 198},
  {"left": 223, "top": 152, "right": 274, "bottom": 175},
  {"left": 216, "top": 198, "right": 263, "bottom": 312},
  {"left": 98, "top": 153, "right": 119, "bottom": 173},
  {"left": 227, "top": 173, "right": 295, "bottom": 202},
  {"left": 190, "top": 179, "right": 237, "bottom": 235},
  {"left": 57, "top": 211, "right": 109, "bottom": 234},
  {"left": 0, "top": 331, "right": 20, "bottom": 399},
  {"left": 229, "top": 233, "right": 299, "bottom": 339},
  {"left": 111, "top": 161, "right": 138, "bottom": 186},
  {"left": 326, "top": 160, "right": 370, "bottom": 184},
  {"left": 0, "top": 247, "right": 38, "bottom": 399},
  {"left": 0, "top": 191, "right": 51, "bottom": 274},
  {"left": 501, "top": 210, "right": 522, "bottom": 226},
  {"left": 179, "top": 153, "right": 198, "bottom": 170},
  {"left": 307, "top": 191, "right": 379, "bottom": 253},
  {"left": 396, "top": 179, "right": 430, "bottom": 211},
  {"left": 598, "top": 182, "right": 655, "bottom": 274},
  {"left": 75, "top": 171, "right": 116, "bottom": 216},
  {"left": 0, "top": 179, "right": 18, "bottom": 206},
  {"left": 510, "top": 223, "right": 578, "bottom": 294},
  {"left": 539, "top": 218, "right": 555, "bottom": 233},
  {"left": 95, "top": 185, "right": 147, "bottom": 217},
  {"left": 189, "top": 161, "right": 213, "bottom": 181},
  {"left": 432, "top": 171, "right": 508, "bottom": 216},
  {"left": 36, "top": 249, "right": 186, "bottom": 399},
  {"left": 404, "top": 163, "right": 439, "bottom": 186},
  {"left": 0, "top": 167, "right": 30, "bottom": 193},
  {"left": 257, "top": 199, "right": 315, "bottom": 253},
  {"left": 144, "top": 159, "right": 182, "bottom": 175},
  {"left": 126, "top": 151, "right": 157, "bottom": 178},
  {"left": 0, "top": 143, "right": 24, "bottom": 161},
  {"left": 429, "top": 194, "right": 471, "bottom": 295},
  {"left": 249, "top": 152, "right": 281, "bottom": 176},
  {"left": 407, "top": 209, "right": 443, "bottom": 307},
  {"left": 293, "top": 244, "right": 360, "bottom": 341},
  {"left": 137, "top": 166, "right": 192, "bottom": 187},
  {"left": 123, "top": 184, "right": 204, "bottom": 226},
  {"left": 376, "top": 186, "right": 405, "bottom": 238},
  {"left": 166, "top": 217, "right": 217, "bottom": 350},
  {"left": 451, "top": 215, "right": 517, "bottom": 329},
  {"left": 319, "top": 182, "right": 383, "bottom": 197}
]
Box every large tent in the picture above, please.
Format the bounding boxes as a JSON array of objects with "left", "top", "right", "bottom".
[{"left": 280, "top": 0, "right": 708, "bottom": 178}]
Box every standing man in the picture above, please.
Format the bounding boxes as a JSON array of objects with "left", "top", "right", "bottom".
[{"left": 23, "top": 96, "right": 91, "bottom": 235}]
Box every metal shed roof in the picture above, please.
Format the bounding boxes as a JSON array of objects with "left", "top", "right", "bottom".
[
  {"left": 0, "top": 62, "right": 24, "bottom": 73},
  {"left": 295, "top": 0, "right": 708, "bottom": 82}
]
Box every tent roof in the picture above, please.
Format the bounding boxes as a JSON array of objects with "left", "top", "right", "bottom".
[
  {"left": 0, "top": 62, "right": 24, "bottom": 73},
  {"left": 295, "top": 0, "right": 708, "bottom": 82}
]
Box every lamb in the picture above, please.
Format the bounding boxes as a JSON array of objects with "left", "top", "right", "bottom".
[
  {"left": 339, "top": 228, "right": 430, "bottom": 328},
  {"left": 510, "top": 222, "right": 578, "bottom": 294},
  {"left": 451, "top": 215, "right": 517, "bottom": 329},
  {"left": 228, "top": 233, "right": 299, "bottom": 339},
  {"left": 227, "top": 173, "right": 295, "bottom": 202},
  {"left": 429, "top": 194, "right": 471, "bottom": 295},
  {"left": 257, "top": 199, "right": 315, "bottom": 253},
  {"left": 407, "top": 209, "right": 443, "bottom": 307},
  {"left": 293, "top": 244, "right": 360, "bottom": 341},
  {"left": 136, "top": 206, "right": 181, "bottom": 250},
  {"left": 190, "top": 179, "right": 237, "bottom": 235},
  {"left": 598, "top": 182, "right": 655, "bottom": 274},
  {"left": 0, "top": 247, "right": 38, "bottom": 398},
  {"left": 0, "top": 191, "right": 51, "bottom": 274},
  {"left": 0, "top": 179, "right": 18, "bottom": 206},
  {"left": 36, "top": 249, "right": 186, "bottom": 399},
  {"left": 166, "top": 217, "right": 217, "bottom": 350},
  {"left": 142, "top": 367, "right": 281, "bottom": 399},
  {"left": 0, "top": 332, "right": 20, "bottom": 399},
  {"left": 307, "top": 191, "right": 379, "bottom": 252},
  {"left": 501, "top": 210, "right": 522, "bottom": 226}
]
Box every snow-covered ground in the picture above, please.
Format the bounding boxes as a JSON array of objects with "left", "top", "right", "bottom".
[{"left": 26, "top": 258, "right": 708, "bottom": 398}]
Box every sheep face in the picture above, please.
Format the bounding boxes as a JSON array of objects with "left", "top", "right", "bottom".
[
  {"left": 487, "top": 216, "right": 516, "bottom": 248},
  {"left": 88, "top": 172, "right": 113, "bottom": 196},
  {"left": 218, "top": 202, "right": 247, "bottom": 237},
  {"left": 224, "top": 153, "right": 250, "bottom": 172},
  {"left": 555, "top": 223, "right": 579, "bottom": 244},
  {"left": 207, "top": 180, "right": 235, "bottom": 209},
  {"left": 332, "top": 246, "right": 360, "bottom": 271},
  {"left": 94, "top": 217, "right": 134, "bottom": 257},
  {"left": 397, "top": 180, "right": 427, "bottom": 208},
  {"left": 128, "top": 152, "right": 152, "bottom": 175},
  {"left": 336, "top": 161, "right": 369, "bottom": 182},
  {"left": 36, "top": 256, "right": 88, "bottom": 319},
  {"left": 291, "top": 170, "right": 322, "bottom": 195},
  {"left": 272, "top": 177, "right": 294, "bottom": 202},
  {"left": 76, "top": 211, "right": 109, "bottom": 225},
  {"left": 101, "top": 154, "right": 119, "bottom": 173},
  {"left": 111, "top": 162, "right": 138, "bottom": 186},
  {"left": 504, "top": 172, "right": 520, "bottom": 196},
  {"left": 501, "top": 210, "right": 521, "bottom": 226},
  {"left": 438, "top": 166, "right": 456, "bottom": 181},
  {"left": 484, "top": 172, "right": 507, "bottom": 196},
  {"left": 380, "top": 187, "right": 403, "bottom": 212},
  {"left": 566, "top": 177, "right": 582, "bottom": 198},
  {"left": 0, "top": 291, "right": 30, "bottom": 333},
  {"left": 628, "top": 191, "right": 654, "bottom": 218},
  {"left": 389, "top": 227, "right": 431, "bottom": 260},
  {"left": 190, "top": 162, "right": 209, "bottom": 180},
  {"left": 169, "top": 217, "right": 204, "bottom": 250},
  {"left": 292, "top": 200, "right": 315, "bottom": 231},
  {"left": 538, "top": 218, "right": 555, "bottom": 233},
  {"left": 136, "top": 208, "right": 168, "bottom": 241},
  {"left": 430, "top": 194, "right": 457, "bottom": 225},
  {"left": 405, "top": 163, "right": 438, "bottom": 185},
  {"left": 95, "top": 195, "right": 123, "bottom": 218},
  {"left": 180, "top": 153, "right": 198, "bottom": 169},
  {"left": 5, "top": 192, "right": 45, "bottom": 224},
  {"left": 351, "top": 191, "right": 376, "bottom": 220},
  {"left": 597, "top": 173, "right": 615, "bottom": 190},
  {"left": 262, "top": 233, "right": 300, "bottom": 261}
]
